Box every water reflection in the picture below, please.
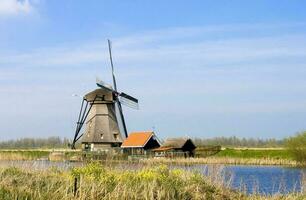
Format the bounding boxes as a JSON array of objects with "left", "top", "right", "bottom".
[{"left": 181, "top": 164, "right": 305, "bottom": 195}]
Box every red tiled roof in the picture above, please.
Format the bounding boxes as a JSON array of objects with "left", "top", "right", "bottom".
[{"left": 121, "top": 131, "right": 154, "bottom": 147}]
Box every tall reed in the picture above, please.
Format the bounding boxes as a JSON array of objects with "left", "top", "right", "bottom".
[
  {"left": 0, "top": 163, "right": 304, "bottom": 200},
  {"left": 142, "top": 157, "right": 297, "bottom": 166}
]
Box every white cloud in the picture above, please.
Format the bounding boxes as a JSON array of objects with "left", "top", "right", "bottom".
[
  {"left": 1, "top": 22, "right": 306, "bottom": 139},
  {"left": 0, "top": 0, "right": 33, "bottom": 16},
  {"left": 2, "top": 22, "right": 305, "bottom": 66},
  {"left": 1, "top": 33, "right": 306, "bottom": 69}
]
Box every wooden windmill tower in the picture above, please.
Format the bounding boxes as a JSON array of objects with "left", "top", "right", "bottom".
[{"left": 71, "top": 40, "right": 139, "bottom": 151}]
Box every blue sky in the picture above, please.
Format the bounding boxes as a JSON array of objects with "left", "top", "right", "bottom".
[{"left": 0, "top": 0, "right": 306, "bottom": 140}]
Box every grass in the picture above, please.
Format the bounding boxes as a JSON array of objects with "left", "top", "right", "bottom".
[
  {"left": 143, "top": 157, "right": 297, "bottom": 166},
  {"left": 0, "top": 150, "right": 81, "bottom": 161},
  {"left": 159, "top": 148, "right": 297, "bottom": 166},
  {"left": 213, "top": 148, "right": 293, "bottom": 160},
  {"left": 0, "top": 163, "right": 241, "bottom": 200},
  {"left": 0, "top": 148, "right": 300, "bottom": 166},
  {"left": 0, "top": 163, "right": 304, "bottom": 200},
  {"left": 0, "top": 150, "right": 50, "bottom": 160}
]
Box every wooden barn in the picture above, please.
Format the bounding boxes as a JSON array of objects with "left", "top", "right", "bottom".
[
  {"left": 121, "top": 131, "right": 161, "bottom": 155},
  {"left": 154, "top": 138, "right": 196, "bottom": 157}
]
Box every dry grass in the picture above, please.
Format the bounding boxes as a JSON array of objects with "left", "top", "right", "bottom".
[
  {"left": 0, "top": 149, "right": 298, "bottom": 166},
  {"left": 0, "top": 150, "right": 50, "bottom": 160},
  {"left": 302, "top": 171, "right": 306, "bottom": 194},
  {"left": 143, "top": 157, "right": 297, "bottom": 166},
  {"left": 0, "top": 150, "right": 82, "bottom": 161},
  {"left": 0, "top": 163, "right": 304, "bottom": 200},
  {"left": 0, "top": 163, "right": 243, "bottom": 200}
]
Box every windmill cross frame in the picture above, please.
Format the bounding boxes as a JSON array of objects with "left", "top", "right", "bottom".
[{"left": 71, "top": 95, "right": 99, "bottom": 149}]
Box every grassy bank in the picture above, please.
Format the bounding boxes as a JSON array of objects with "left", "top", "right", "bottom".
[
  {"left": 0, "top": 163, "right": 304, "bottom": 200},
  {"left": 0, "top": 148, "right": 300, "bottom": 166},
  {"left": 143, "top": 157, "right": 297, "bottom": 166},
  {"left": 0, "top": 150, "right": 50, "bottom": 160},
  {"left": 214, "top": 148, "right": 292, "bottom": 160},
  {"left": 194, "top": 148, "right": 298, "bottom": 165},
  {"left": 0, "top": 150, "right": 81, "bottom": 161}
]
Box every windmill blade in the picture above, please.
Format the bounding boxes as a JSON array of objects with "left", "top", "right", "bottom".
[
  {"left": 120, "top": 92, "right": 138, "bottom": 103},
  {"left": 108, "top": 39, "right": 118, "bottom": 91},
  {"left": 116, "top": 101, "right": 128, "bottom": 138},
  {"left": 96, "top": 77, "right": 116, "bottom": 93},
  {"left": 119, "top": 92, "right": 139, "bottom": 109}
]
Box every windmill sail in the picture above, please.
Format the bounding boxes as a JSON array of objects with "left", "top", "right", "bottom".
[
  {"left": 96, "top": 77, "right": 114, "bottom": 92},
  {"left": 116, "top": 101, "right": 128, "bottom": 138},
  {"left": 119, "top": 93, "right": 139, "bottom": 109},
  {"left": 108, "top": 39, "right": 117, "bottom": 91},
  {"left": 107, "top": 39, "right": 128, "bottom": 138}
]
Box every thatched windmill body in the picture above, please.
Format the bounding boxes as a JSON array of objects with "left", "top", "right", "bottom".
[{"left": 71, "top": 40, "right": 138, "bottom": 151}]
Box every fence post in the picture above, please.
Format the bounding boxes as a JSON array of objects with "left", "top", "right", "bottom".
[{"left": 74, "top": 177, "right": 78, "bottom": 197}]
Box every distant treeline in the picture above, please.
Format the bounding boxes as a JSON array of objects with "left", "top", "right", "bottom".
[
  {"left": 0, "top": 137, "right": 70, "bottom": 149},
  {"left": 0, "top": 136, "right": 288, "bottom": 149},
  {"left": 193, "top": 136, "right": 285, "bottom": 147}
]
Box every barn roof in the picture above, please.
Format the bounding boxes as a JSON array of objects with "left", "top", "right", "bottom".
[
  {"left": 161, "top": 138, "right": 196, "bottom": 149},
  {"left": 121, "top": 131, "right": 158, "bottom": 148},
  {"left": 152, "top": 146, "right": 174, "bottom": 151}
]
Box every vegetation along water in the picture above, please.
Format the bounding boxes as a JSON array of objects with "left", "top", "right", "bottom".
[{"left": 0, "top": 162, "right": 304, "bottom": 200}]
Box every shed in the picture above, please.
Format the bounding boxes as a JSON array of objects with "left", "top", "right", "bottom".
[
  {"left": 154, "top": 138, "right": 196, "bottom": 157},
  {"left": 121, "top": 131, "right": 161, "bottom": 155}
]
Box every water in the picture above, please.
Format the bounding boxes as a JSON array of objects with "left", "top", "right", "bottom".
[
  {"left": 228, "top": 165, "right": 303, "bottom": 195},
  {"left": 180, "top": 164, "right": 305, "bottom": 195},
  {"left": 0, "top": 160, "right": 304, "bottom": 195}
]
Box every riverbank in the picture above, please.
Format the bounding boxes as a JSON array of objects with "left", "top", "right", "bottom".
[
  {"left": 142, "top": 157, "right": 297, "bottom": 166},
  {"left": 0, "top": 163, "right": 303, "bottom": 200},
  {"left": 0, "top": 148, "right": 301, "bottom": 166},
  {"left": 0, "top": 149, "right": 80, "bottom": 161},
  {"left": 216, "top": 148, "right": 292, "bottom": 160}
]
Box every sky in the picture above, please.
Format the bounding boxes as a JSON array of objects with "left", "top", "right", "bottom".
[{"left": 0, "top": 0, "right": 306, "bottom": 140}]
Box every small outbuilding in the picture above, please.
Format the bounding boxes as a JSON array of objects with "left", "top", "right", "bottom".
[
  {"left": 154, "top": 138, "right": 196, "bottom": 157},
  {"left": 121, "top": 131, "right": 161, "bottom": 155}
]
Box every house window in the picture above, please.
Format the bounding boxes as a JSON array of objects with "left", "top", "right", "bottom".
[{"left": 84, "top": 143, "right": 90, "bottom": 150}]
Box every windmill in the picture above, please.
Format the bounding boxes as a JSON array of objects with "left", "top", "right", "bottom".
[{"left": 71, "top": 40, "right": 139, "bottom": 151}]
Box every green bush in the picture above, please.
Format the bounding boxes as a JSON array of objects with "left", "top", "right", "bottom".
[{"left": 285, "top": 132, "right": 306, "bottom": 165}]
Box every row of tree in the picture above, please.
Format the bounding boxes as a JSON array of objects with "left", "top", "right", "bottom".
[
  {"left": 0, "top": 137, "right": 70, "bottom": 149},
  {"left": 193, "top": 136, "right": 284, "bottom": 147},
  {"left": 0, "top": 135, "right": 287, "bottom": 149}
]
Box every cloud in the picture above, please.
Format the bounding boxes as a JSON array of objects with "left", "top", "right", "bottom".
[
  {"left": 1, "top": 24, "right": 306, "bottom": 69},
  {"left": 0, "top": 0, "right": 33, "bottom": 16},
  {"left": 1, "top": 22, "right": 306, "bottom": 139}
]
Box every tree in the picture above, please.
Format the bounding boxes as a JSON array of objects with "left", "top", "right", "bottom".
[{"left": 285, "top": 131, "right": 306, "bottom": 164}]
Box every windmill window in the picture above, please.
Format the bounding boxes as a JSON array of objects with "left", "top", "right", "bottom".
[
  {"left": 100, "top": 134, "right": 104, "bottom": 139},
  {"left": 114, "top": 134, "right": 118, "bottom": 140}
]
